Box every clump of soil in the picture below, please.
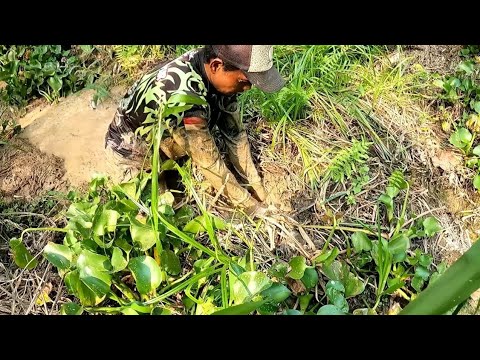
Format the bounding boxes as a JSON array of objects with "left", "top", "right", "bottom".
[{"left": 0, "top": 138, "right": 69, "bottom": 200}]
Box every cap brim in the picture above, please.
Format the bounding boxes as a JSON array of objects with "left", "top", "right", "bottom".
[{"left": 245, "top": 66, "right": 285, "bottom": 93}]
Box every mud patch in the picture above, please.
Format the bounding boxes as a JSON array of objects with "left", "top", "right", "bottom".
[{"left": 0, "top": 138, "right": 69, "bottom": 200}]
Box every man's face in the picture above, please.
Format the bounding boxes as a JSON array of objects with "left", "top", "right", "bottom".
[{"left": 207, "top": 59, "right": 252, "bottom": 95}]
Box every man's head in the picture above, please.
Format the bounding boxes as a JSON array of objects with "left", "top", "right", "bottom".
[{"left": 203, "top": 45, "right": 285, "bottom": 96}]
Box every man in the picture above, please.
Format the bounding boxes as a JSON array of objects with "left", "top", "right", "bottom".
[{"left": 104, "top": 45, "right": 285, "bottom": 216}]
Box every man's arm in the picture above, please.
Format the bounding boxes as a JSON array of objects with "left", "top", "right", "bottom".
[
  {"left": 216, "top": 96, "right": 267, "bottom": 202},
  {"left": 172, "top": 116, "right": 261, "bottom": 213}
]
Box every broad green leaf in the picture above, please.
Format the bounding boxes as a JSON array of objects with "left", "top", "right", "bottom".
[
  {"left": 472, "top": 101, "right": 480, "bottom": 114},
  {"left": 287, "top": 256, "right": 307, "bottom": 280},
  {"left": 388, "top": 233, "right": 410, "bottom": 256},
  {"left": 195, "top": 299, "right": 219, "bottom": 315},
  {"left": 115, "top": 237, "right": 133, "bottom": 254},
  {"left": 111, "top": 247, "right": 128, "bottom": 272},
  {"left": 415, "top": 265, "right": 430, "bottom": 281},
  {"left": 317, "top": 305, "right": 346, "bottom": 315},
  {"left": 183, "top": 214, "right": 227, "bottom": 234},
  {"left": 299, "top": 294, "right": 313, "bottom": 312},
  {"left": 301, "top": 268, "right": 319, "bottom": 289},
  {"left": 232, "top": 271, "right": 272, "bottom": 304},
  {"left": 47, "top": 75, "right": 62, "bottom": 93},
  {"left": 212, "top": 300, "right": 267, "bottom": 315},
  {"left": 92, "top": 209, "right": 120, "bottom": 236},
  {"left": 129, "top": 302, "right": 154, "bottom": 314},
  {"left": 283, "top": 309, "right": 303, "bottom": 315},
  {"left": 65, "top": 270, "right": 105, "bottom": 306},
  {"left": 422, "top": 216, "right": 442, "bottom": 237},
  {"left": 474, "top": 175, "right": 480, "bottom": 191},
  {"left": 458, "top": 61, "right": 474, "bottom": 75},
  {"left": 321, "top": 260, "right": 344, "bottom": 281},
  {"left": 9, "top": 238, "right": 38, "bottom": 270},
  {"left": 129, "top": 216, "right": 156, "bottom": 251},
  {"left": 352, "top": 308, "right": 377, "bottom": 315},
  {"left": 379, "top": 194, "right": 394, "bottom": 222},
  {"left": 60, "top": 302, "right": 83, "bottom": 315},
  {"left": 121, "top": 308, "right": 139, "bottom": 315},
  {"left": 326, "top": 280, "right": 348, "bottom": 313},
  {"left": 77, "top": 250, "right": 112, "bottom": 297},
  {"left": 419, "top": 253, "right": 433, "bottom": 268},
  {"left": 351, "top": 232, "right": 372, "bottom": 252},
  {"left": 344, "top": 272, "right": 365, "bottom": 298},
  {"left": 128, "top": 256, "right": 162, "bottom": 295},
  {"left": 472, "top": 146, "right": 480, "bottom": 157},
  {"left": 354, "top": 252, "right": 372, "bottom": 268},
  {"left": 383, "top": 278, "right": 405, "bottom": 295},
  {"left": 412, "top": 276, "right": 425, "bottom": 293},
  {"left": 449, "top": 128, "right": 472, "bottom": 149},
  {"left": 268, "top": 261, "right": 289, "bottom": 280},
  {"left": 151, "top": 307, "right": 175, "bottom": 315},
  {"left": 260, "top": 283, "right": 291, "bottom": 303},
  {"left": 313, "top": 247, "right": 339, "bottom": 264},
  {"left": 159, "top": 191, "right": 175, "bottom": 206},
  {"left": 258, "top": 302, "right": 279, "bottom": 315},
  {"left": 42, "top": 62, "right": 56, "bottom": 76},
  {"left": 160, "top": 249, "right": 181, "bottom": 275},
  {"left": 43, "top": 242, "right": 73, "bottom": 270},
  {"left": 63, "top": 231, "right": 78, "bottom": 247},
  {"left": 173, "top": 205, "right": 195, "bottom": 227}
]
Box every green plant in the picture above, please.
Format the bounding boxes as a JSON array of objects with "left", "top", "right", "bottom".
[{"left": 0, "top": 45, "right": 99, "bottom": 106}]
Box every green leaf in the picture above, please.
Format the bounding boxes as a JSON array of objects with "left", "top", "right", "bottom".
[
  {"left": 151, "top": 307, "right": 175, "bottom": 315},
  {"left": 212, "top": 300, "right": 267, "bottom": 315},
  {"left": 268, "top": 261, "right": 289, "bottom": 280},
  {"left": 77, "top": 250, "right": 112, "bottom": 297},
  {"left": 111, "top": 247, "right": 128, "bottom": 272},
  {"left": 287, "top": 256, "right": 307, "bottom": 280},
  {"left": 458, "top": 61, "right": 474, "bottom": 75},
  {"left": 260, "top": 283, "right": 291, "bottom": 303},
  {"left": 128, "top": 256, "right": 162, "bottom": 295},
  {"left": 379, "top": 194, "right": 394, "bottom": 222},
  {"left": 129, "top": 216, "right": 156, "bottom": 251},
  {"left": 301, "top": 268, "right": 319, "bottom": 289},
  {"left": 42, "top": 62, "right": 56, "bottom": 76},
  {"left": 114, "top": 237, "right": 133, "bottom": 254},
  {"left": 65, "top": 270, "right": 105, "bottom": 307},
  {"left": 474, "top": 175, "right": 480, "bottom": 191},
  {"left": 47, "top": 75, "right": 62, "bottom": 93},
  {"left": 283, "top": 309, "right": 303, "bottom": 315},
  {"left": 344, "top": 272, "right": 365, "bottom": 298},
  {"left": 9, "top": 238, "right": 38, "bottom": 270},
  {"left": 317, "top": 305, "right": 346, "bottom": 315},
  {"left": 352, "top": 308, "right": 377, "bottom": 315},
  {"left": 43, "top": 242, "right": 73, "bottom": 270},
  {"left": 326, "top": 280, "right": 348, "bottom": 312},
  {"left": 183, "top": 214, "right": 226, "bottom": 234},
  {"left": 92, "top": 209, "right": 120, "bottom": 236},
  {"left": 174, "top": 205, "right": 195, "bottom": 227},
  {"left": 299, "top": 294, "right": 313, "bottom": 312},
  {"left": 383, "top": 278, "right": 405, "bottom": 295},
  {"left": 419, "top": 253, "right": 433, "bottom": 268},
  {"left": 415, "top": 265, "right": 430, "bottom": 281},
  {"left": 412, "top": 276, "right": 425, "bottom": 293},
  {"left": 232, "top": 271, "right": 272, "bottom": 304},
  {"left": 60, "top": 302, "right": 83, "bottom": 315},
  {"left": 313, "top": 247, "right": 339, "bottom": 264},
  {"left": 422, "top": 216, "right": 442, "bottom": 237},
  {"left": 258, "top": 302, "right": 279, "bottom": 315},
  {"left": 472, "top": 146, "right": 480, "bottom": 157},
  {"left": 449, "top": 128, "right": 472, "bottom": 149},
  {"left": 321, "top": 260, "right": 345, "bottom": 281},
  {"left": 160, "top": 249, "right": 181, "bottom": 275},
  {"left": 473, "top": 102, "right": 480, "bottom": 114},
  {"left": 351, "top": 232, "right": 372, "bottom": 252},
  {"left": 121, "top": 308, "right": 139, "bottom": 315},
  {"left": 388, "top": 233, "right": 410, "bottom": 256}
]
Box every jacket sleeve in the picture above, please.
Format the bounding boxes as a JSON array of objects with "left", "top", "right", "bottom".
[
  {"left": 215, "top": 96, "right": 266, "bottom": 201},
  {"left": 173, "top": 106, "right": 260, "bottom": 211}
]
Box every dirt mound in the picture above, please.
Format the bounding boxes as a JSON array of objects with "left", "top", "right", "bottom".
[
  {"left": 0, "top": 138, "right": 69, "bottom": 200},
  {"left": 407, "top": 45, "right": 463, "bottom": 74},
  {"left": 18, "top": 86, "right": 127, "bottom": 189}
]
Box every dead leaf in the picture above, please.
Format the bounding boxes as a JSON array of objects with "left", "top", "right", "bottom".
[
  {"left": 431, "top": 150, "right": 462, "bottom": 172},
  {"left": 387, "top": 302, "right": 402, "bottom": 315},
  {"left": 287, "top": 278, "right": 306, "bottom": 296},
  {"left": 36, "top": 283, "right": 53, "bottom": 306}
]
